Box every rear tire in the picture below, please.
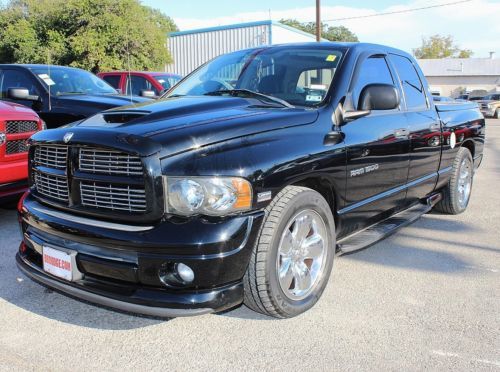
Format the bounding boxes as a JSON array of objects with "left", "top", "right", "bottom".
[
  {"left": 243, "top": 186, "right": 335, "bottom": 318},
  {"left": 435, "top": 147, "right": 473, "bottom": 214},
  {"left": 495, "top": 109, "right": 500, "bottom": 119}
]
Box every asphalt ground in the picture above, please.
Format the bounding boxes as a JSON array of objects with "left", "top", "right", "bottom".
[{"left": 0, "top": 119, "right": 498, "bottom": 371}]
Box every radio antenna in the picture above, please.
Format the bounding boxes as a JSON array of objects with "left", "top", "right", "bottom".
[
  {"left": 47, "top": 50, "right": 52, "bottom": 111},
  {"left": 126, "top": 34, "right": 133, "bottom": 104}
]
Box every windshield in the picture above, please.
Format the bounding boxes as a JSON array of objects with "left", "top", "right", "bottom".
[
  {"left": 154, "top": 75, "right": 181, "bottom": 90},
  {"left": 166, "top": 47, "right": 343, "bottom": 107},
  {"left": 32, "top": 67, "right": 117, "bottom": 95},
  {"left": 484, "top": 94, "right": 500, "bottom": 100}
]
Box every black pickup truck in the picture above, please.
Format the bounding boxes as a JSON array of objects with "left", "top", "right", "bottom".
[
  {"left": 0, "top": 64, "right": 150, "bottom": 128},
  {"left": 16, "top": 43, "right": 485, "bottom": 319}
]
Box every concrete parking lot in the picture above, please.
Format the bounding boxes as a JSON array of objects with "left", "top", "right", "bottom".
[{"left": 0, "top": 120, "right": 498, "bottom": 371}]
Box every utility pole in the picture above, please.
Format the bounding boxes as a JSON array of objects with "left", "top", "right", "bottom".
[{"left": 316, "top": 0, "right": 321, "bottom": 42}]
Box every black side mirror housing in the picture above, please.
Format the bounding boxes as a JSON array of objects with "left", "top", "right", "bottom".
[
  {"left": 7, "top": 87, "right": 39, "bottom": 101},
  {"left": 358, "top": 83, "right": 399, "bottom": 111}
]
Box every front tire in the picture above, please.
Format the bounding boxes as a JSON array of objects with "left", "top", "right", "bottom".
[
  {"left": 243, "top": 186, "right": 335, "bottom": 318},
  {"left": 435, "top": 147, "right": 473, "bottom": 214}
]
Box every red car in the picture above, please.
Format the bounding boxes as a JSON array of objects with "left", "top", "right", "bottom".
[
  {"left": 0, "top": 101, "right": 44, "bottom": 200},
  {"left": 97, "top": 71, "right": 182, "bottom": 98}
]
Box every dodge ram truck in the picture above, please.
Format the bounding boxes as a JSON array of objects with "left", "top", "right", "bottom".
[
  {"left": 0, "top": 100, "right": 43, "bottom": 200},
  {"left": 16, "top": 43, "right": 485, "bottom": 319},
  {"left": 0, "top": 65, "right": 150, "bottom": 129}
]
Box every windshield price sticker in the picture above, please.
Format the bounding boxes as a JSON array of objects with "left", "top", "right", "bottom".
[
  {"left": 306, "top": 95, "right": 323, "bottom": 102},
  {"left": 326, "top": 54, "right": 337, "bottom": 62},
  {"left": 38, "top": 74, "right": 56, "bottom": 86}
]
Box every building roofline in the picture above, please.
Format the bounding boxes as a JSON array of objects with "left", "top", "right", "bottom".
[
  {"left": 169, "top": 20, "right": 273, "bottom": 36},
  {"left": 169, "top": 20, "right": 327, "bottom": 41}
]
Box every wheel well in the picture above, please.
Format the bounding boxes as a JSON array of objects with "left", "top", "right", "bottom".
[
  {"left": 291, "top": 177, "right": 338, "bottom": 223},
  {"left": 461, "top": 139, "right": 475, "bottom": 158}
]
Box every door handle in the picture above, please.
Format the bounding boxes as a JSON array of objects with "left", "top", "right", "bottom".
[{"left": 394, "top": 128, "right": 409, "bottom": 138}]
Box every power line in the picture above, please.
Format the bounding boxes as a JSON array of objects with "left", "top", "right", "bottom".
[{"left": 323, "top": 0, "right": 473, "bottom": 22}]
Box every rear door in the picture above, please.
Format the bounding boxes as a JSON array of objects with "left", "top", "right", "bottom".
[
  {"left": 340, "top": 54, "right": 410, "bottom": 231},
  {"left": 388, "top": 54, "right": 442, "bottom": 202}
]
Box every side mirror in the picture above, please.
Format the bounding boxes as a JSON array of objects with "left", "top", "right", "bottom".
[
  {"left": 8, "top": 87, "right": 39, "bottom": 101},
  {"left": 115, "top": 88, "right": 122, "bottom": 94},
  {"left": 140, "top": 90, "right": 156, "bottom": 98},
  {"left": 358, "top": 83, "right": 399, "bottom": 111}
]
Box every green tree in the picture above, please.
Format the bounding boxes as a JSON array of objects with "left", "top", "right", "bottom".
[
  {"left": 280, "top": 19, "right": 358, "bottom": 42},
  {"left": 413, "top": 35, "right": 473, "bottom": 59},
  {"left": 0, "top": 0, "right": 178, "bottom": 72}
]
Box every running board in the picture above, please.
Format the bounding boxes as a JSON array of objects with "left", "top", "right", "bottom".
[{"left": 337, "top": 203, "right": 432, "bottom": 255}]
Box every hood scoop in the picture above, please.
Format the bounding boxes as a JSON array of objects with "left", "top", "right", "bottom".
[
  {"left": 102, "top": 111, "right": 150, "bottom": 124},
  {"left": 79, "top": 110, "right": 151, "bottom": 127}
]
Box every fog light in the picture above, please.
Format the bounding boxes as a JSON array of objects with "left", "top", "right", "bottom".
[
  {"left": 158, "top": 262, "right": 195, "bottom": 287},
  {"left": 177, "top": 263, "right": 194, "bottom": 283}
]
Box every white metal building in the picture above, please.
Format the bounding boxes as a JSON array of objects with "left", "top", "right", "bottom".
[
  {"left": 166, "top": 20, "right": 324, "bottom": 76},
  {"left": 417, "top": 57, "right": 500, "bottom": 97}
]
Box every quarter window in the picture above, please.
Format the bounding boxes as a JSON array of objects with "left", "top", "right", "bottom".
[{"left": 389, "top": 54, "right": 428, "bottom": 110}]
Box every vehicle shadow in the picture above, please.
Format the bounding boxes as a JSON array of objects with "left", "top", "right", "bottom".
[
  {"left": 341, "top": 214, "right": 489, "bottom": 273},
  {"left": 0, "top": 207, "right": 492, "bottom": 327},
  {"left": 0, "top": 207, "right": 166, "bottom": 330}
]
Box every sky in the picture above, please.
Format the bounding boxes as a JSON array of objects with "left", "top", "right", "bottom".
[{"left": 142, "top": 0, "right": 500, "bottom": 58}]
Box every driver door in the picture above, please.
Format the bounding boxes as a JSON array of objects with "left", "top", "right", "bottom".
[{"left": 340, "top": 55, "right": 410, "bottom": 231}]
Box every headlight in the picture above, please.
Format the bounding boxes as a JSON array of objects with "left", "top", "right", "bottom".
[
  {"left": 40, "top": 120, "right": 47, "bottom": 130},
  {"left": 0, "top": 132, "right": 5, "bottom": 146},
  {"left": 165, "top": 176, "right": 252, "bottom": 216}
]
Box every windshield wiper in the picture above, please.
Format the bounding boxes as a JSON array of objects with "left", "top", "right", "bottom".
[
  {"left": 205, "top": 89, "right": 294, "bottom": 108},
  {"left": 58, "top": 91, "right": 86, "bottom": 95}
]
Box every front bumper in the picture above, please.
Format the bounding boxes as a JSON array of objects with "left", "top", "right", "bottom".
[
  {"left": 0, "top": 179, "right": 28, "bottom": 199},
  {"left": 480, "top": 109, "right": 495, "bottom": 117},
  {"left": 18, "top": 193, "right": 264, "bottom": 317}
]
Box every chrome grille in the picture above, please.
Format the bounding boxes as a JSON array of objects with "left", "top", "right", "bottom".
[
  {"left": 6, "top": 140, "right": 29, "bottom": 154},
  {"left": 80, "top": 181, "right": 147, "bottom": 212},
  {"left": 6, "top": 120, "right": 38, "bottom": 134},
  {"left": 34, "top": 145, "right": 68, "bottom": 169},
  {"left": 79, "top": 148, "right": 143, "bottom": 176},
  {"left": 34, "top": 172, "right": 69, "bottom": 202}
]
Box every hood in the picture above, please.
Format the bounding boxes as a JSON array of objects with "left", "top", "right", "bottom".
[
  {"left": 0, "top": 100, "right": 39, "bottom": 120},
  {"left": 55, "top": 93, "right": 151, "bottom": 109},
  {"left": 31, "top": 96, "right": 319, "bottom": 157}
]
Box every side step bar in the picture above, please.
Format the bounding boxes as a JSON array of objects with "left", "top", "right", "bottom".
[{"left": 337, "top": 194, "right": 441, "bottom": 255}]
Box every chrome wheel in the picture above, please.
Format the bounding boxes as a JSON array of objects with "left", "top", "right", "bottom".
[
  {"left": 277, "top": 209, "right": 328, "bottom": 300},
  {"left": 457, "top": 158, "right": 472, "bottom": 208}
]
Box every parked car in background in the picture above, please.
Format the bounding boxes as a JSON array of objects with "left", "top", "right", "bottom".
[
  {"left": 0, "top": 101, "right": 43, "bottom": 200},
  {"left": 477, "top": 93, "right": 500, "bottom": 118},
  {"left": 0, "top": 65, "right": 151, "bottom": 128},
  {"left": 98, "top": 71, "right": 182, "bottom": 98},
  {"left": 17, "top": 42, "right": 485, "bottom": 319}
]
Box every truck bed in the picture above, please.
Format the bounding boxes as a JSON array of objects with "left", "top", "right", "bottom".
[{"left": 434, "top": 101, "right": 479, "bottom": 112}]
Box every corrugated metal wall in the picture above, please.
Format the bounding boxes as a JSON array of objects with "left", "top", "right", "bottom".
[{"left": 166, "top": 24, "right": 270, "bottom": 76}]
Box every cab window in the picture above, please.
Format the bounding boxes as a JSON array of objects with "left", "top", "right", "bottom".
[
  {"left": 126, "top": 75, "right": 158, "bottom": 96},
  {"left": 0, "top": 69, "right": 39, "bottom": 98},
  {"left": 389, "top": 54, "right": 428, "bottom": 110},
  {"left": 352, "top": 56, "right": 394, "bottom": 109}
]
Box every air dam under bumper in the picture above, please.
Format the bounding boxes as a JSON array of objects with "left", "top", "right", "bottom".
[{"left": 17, "top": 194, "right": 265, "bottom": 317}]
